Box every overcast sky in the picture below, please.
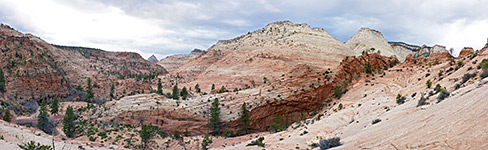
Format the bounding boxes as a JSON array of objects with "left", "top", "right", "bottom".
[{"left": 1, "top": 0, "right": 487, "bottom": 59}]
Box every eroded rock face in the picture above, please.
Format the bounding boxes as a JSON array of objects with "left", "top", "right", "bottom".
[
  {"left": 232, "top": 53, "right": 398, "bottom": 131},
  {"left": 0, "top": 24, "right": 167, "bottom": 110},
  {"left": 163, "top": 20, "right": 353, "bottom": 95}
]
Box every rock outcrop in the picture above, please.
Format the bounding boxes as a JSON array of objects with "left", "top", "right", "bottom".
[
  {"left": 346, "top": 28, "right": 412, "bottom": 62},
  {"left": 147, "top": 54, "right": 158, "bottom": 64},
  {"left": 165, "top": 20, "right": 354, "bottom": 94},
  {"left": 156, "top": 49, "right": 202, "bottom": 72}
]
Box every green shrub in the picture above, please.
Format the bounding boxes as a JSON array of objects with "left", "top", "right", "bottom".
[
  {"left": 434, "top": 84, "right": 442, "bottom": 93},
  {"left": 426, "top": 80, "right": 432, "bottom": 88},
  {"left": 396, "top": 94, "right": 406, "bottom": 105},
  {"left": 89, "top": 136, "right": 97, "bottom": 141}
]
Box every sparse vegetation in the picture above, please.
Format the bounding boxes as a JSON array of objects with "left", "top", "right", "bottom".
[
  {"left": 319, "top": 137, "right": 341, "bottom": 150},
  {"left": 18, "top": 141, "right": 52, "bottom": 150},
  {"left": 218, "top": 86, "right": 227, "bottom": 93},
  {"left": 333, "top": 85, "right": 346, "bottom": 99},
  {"left": 269, "top": 115, "right": 283, "bottom": 132},
  {"left": 364, "top": 62, "right": 373, "bottom": 74},
  {"left": 247, "top": 137, "right": 265, "bottom": 147}
]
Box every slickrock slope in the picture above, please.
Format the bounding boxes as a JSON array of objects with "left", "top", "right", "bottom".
[
  {"left": 147, "top": 54, "right": 158, "bottom": 64},
  {"left": 156, "top": 48, "right": 202, "bottom": 72},
  {"left": 220, "top": 45, "right": 487, "bottom": 150},
  {"left": 0, "top": 24, "right": 167, "bottom": 113},
  {"left": 238, "top": 53, "right": 398, "bottom": 131}
]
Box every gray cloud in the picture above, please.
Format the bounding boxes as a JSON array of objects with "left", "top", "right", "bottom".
[{"left": 1, "top": 0, "right": 487, "bottom": 59}]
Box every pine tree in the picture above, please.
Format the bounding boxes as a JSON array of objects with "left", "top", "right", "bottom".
[
  {"left": 110, "top": 84, "right": 115, "bottom": 98},
  {"left": 63, "top": 106, "right": 75, "bottom": 138},
  {"left": 139, "top": 124, "right": 158, "bottom": 150},
  {"left": 37, "top": 99, "right": 49, "bottom": 132},
  {"left": 157, "top": 78, "right": 163, "bottom": 95},
  {"left": 0, "top": 69, "right": 5, "bottom": 93},
  {"left": 209, "top": 98, "right": 221, "bottom": 134},
  {"left": 50, "top": 98, "right": 59, "bottom": 115},
  {"left": 86, "top": 78, "right": 94, "bottom": 102},
  {"left": 240, "top": 102, "right": 249, "bottom": 134},
  {"left": 211, "top": 84, "right": 215, "bottom": 91},
  {"left": 3, "top": 110, "right": 11, "bottom": 122},
  {"left": 180, "top": 87, "right": 188, "bottom": 100},
  {"left": 172, "top": 85, "right": 179, "bottom": 100}
]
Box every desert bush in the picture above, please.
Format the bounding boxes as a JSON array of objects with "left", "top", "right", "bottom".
[
  {"left": 372, "top": 119, "right": 381, "bottom": 125},
  {"left": 426, "top": 80, "right": 432, "bottom": 88},
  {"left": 417, "top": 93, "right": 428, "bottom": 107},
  {"left": 223, "top": 129, "right": 235, "bottom": 137},
  {"left": 479, "top": 59, "right": 488, "bottom": 69},
  {"left": 437, "top": 88, "right": 450, "bottom": 102},
  {"left": 247, "top": 137, "right": 265, "bottom": 147},
  {"left": 396, "top": 94, "right": 406, "bottom": 105},
  {"left": 333, "top": 85, "right": 346, "bottom": 99},
  {"left": 460, "top": 73, "right": 476, "bottom": 85},
  {"left": 319, "top": 137, "right": 341, "bottom": 150},
  {"left": 480, "top": 69, "right": 488, "bottom": 80}
]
